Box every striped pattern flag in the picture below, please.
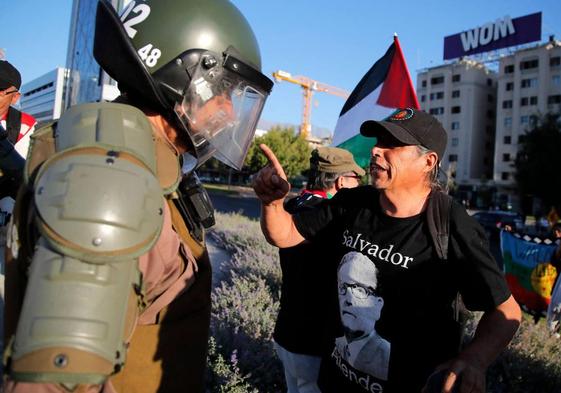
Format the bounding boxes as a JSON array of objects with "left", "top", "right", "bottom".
[{"left": 332, "top": 35, "right": 420, "bottom": 167}]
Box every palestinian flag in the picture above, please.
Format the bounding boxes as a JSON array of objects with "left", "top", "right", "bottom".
[{"left": 332, "top": 35, "right": 420, "bottom": 167}]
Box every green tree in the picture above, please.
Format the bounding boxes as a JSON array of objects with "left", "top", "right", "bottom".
[
  {"left": 514, "top": 113, "right": 561, "bottom": 209},
  {"left": 244, "top": 126, "right": 311, "bottom": 179}
]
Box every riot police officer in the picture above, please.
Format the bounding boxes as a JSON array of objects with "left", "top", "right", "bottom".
[{"left": 3, "top": 1, "right": 273, "bottom": 392}]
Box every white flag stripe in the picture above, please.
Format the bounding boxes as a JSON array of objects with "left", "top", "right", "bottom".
[{"left": 332, "top": 85, "right": 395, "bottom": 146}]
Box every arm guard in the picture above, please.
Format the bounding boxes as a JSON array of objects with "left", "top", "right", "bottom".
[{"left": 8, "top": 103, "right": 164, "bottom": 385}]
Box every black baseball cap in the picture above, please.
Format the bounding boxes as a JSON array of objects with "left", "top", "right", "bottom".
[
  {"left": 0, "top": 60, "right": 22, "bottom": 90},
  {"left": 360, "top": 108, "right": 448, "bottom": 160}
]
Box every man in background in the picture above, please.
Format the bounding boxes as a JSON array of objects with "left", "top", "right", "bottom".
[
  {"left": 0, "top": 60, "right": 36, "bottom": 158},
  {"left": 274, "top": 146, "right": 364, "bottom": 393},
  {"left": 0, "top": 60, "right": 36, "bottom": 225}
]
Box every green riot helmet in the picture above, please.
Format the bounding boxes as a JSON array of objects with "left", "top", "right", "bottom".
[{"left": 94, "top": 0, "right": 273, "bottom": 170}]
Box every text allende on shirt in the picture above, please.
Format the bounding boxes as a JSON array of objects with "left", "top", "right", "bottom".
[
  {"left": 341, "top": 230, "right": 413, "bottom": 269},
  {"left": 331, "top": 346, "right": 384, "bottom": 393}
]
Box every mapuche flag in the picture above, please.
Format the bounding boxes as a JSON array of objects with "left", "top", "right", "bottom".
[{"left": 332, "top": 35, "right": 420, "bottom": 167}]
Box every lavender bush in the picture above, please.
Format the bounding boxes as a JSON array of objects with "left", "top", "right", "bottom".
[
  {"left": 207, "top": 212, "right": 561, "bottom": 392},
  {"left": 207, "top": 213, "right": 283, "bottom": 392}
]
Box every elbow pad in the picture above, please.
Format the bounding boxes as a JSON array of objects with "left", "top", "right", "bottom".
[{"left": 9, "top": 103, "right": 164, "bottom": 385}]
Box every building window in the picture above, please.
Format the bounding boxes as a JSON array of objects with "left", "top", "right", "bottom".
[
  {"left": 429, "top": 107, "right": 444, "bottom": 115},
  {"left": 504, "top": 136, "right": 511, "bottom": 144},
  {"left": 548, "top": 95, "right": 561, "bottom": 104},
  {"left": 505, "top": 82, "right": 514, "bottom": 91},
  {"left": 487, "top": 110, "right": 494, "bottom": 119},
  {"left": 487, "top": 78, "right": 493, "bottom": 86},
  {"left": 449, "top": 154, "right": 458, "bottom": 162},
  {"left": 520, "top": 59, "right": 539, "bottom": 70},
  {"left": 487, "top": 94, "right": 494, "bottom": 103},
  {"left": 503, "top": 153, "right": 511, "bottom": 162},
  {"left": 521, "top": 78, "right": 538, "bottom": 88},
  {"left": 452, "top": 90, "right": 460, "bottom": 98},
  {"left": 530, "top": 115, "right": 537, "bottom": 127},
  {"left": 22, "top": 81, "right": 54, "bottom": 97},
  {"left": 501, "top": 172, "right": 510, "bottom": 180},
  {"left": 451, "top": 121, "right": 460, "bottom": 130},
  {"left": 504, "top": 117, "right": 512, "bottom": 127},
  {"left": 520, "top": 115, "right": 529, "bottom": 125},
  {"left": 451, "top": 138, "right": 459, "bottom": 146},
  {"left": 502, "top": 100, "right": 513, "bottom": 109},
  {"left": 451, "top": 106, "right": 461, "bottom": 114},
  {"left": 530, "top": 96, "right": 538, "bottom": 105},
  {"left": 421, "top": 95, "right": 426, "bottom": 102},
  {"left": 430, "top": 92, "right": 444, "bottom": 100},
  {"left": 452, "top": 74, "right": 461, "bottom": 82},
  {"left": 520, "top": 97, "right": 529, "bottom": 106},
  {"left": 551, "top": 56, "right": 561, "bottom": 67},
  {"left": 421, "top": 80, "right": 427, "bottom": 87},
  {"left": 518, "top": 135, "right": 526, "bottom": 144},
  {"left": 553, "top": 75, "right": 561, "bottom": 86},
  {"left": 431, "top": 76, "right": 444, "bottom": 85},
  {"left": 504, "top": 64, "right": 514, "bottom": 74}
]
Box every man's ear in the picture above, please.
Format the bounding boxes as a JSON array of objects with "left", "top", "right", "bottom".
[
  {"left": 10, "top": 92, "right": 21, "bottom": 105},
  {"left": 423, "top": 151, "right": 438, "bottom": 173},
  {"left": 335, "top": 176, "right": 344, "bottom": 191}
]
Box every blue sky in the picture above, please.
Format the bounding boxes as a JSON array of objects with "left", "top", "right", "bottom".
[{"left": 2, "top": 1, "right": 561, "bottom": 135}]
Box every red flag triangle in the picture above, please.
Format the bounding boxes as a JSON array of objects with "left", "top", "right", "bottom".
[{"left": 377, "top": 35, "right": 420, "bottom": 110}]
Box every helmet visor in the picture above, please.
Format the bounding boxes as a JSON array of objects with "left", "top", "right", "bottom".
[{"left": 174, "top": 53, "right": 268, "bottom": 170}]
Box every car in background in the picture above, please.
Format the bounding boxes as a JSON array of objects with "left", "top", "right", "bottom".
[{"left": 471, "top": 210, "right": 524, "bottom": 236}]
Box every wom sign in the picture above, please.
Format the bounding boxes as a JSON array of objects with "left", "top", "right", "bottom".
[{"left": 443, "top": 12, "right": 542, "bottom": 60}]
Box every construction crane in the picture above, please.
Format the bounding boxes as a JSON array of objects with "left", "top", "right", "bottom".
[{"left": 272, "top": 70, "right": 350, "bottom": 139}]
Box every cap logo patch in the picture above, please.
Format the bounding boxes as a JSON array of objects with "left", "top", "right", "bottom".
[{"left": 389, "top": 108, "right": 414, "bottom": 121}]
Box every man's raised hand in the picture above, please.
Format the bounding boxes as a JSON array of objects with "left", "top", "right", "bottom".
[{"left": 252, "top": 144, "right": 291, "bottom": 205}]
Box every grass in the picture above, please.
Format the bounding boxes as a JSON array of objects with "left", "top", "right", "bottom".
[{"left": 207, "top": 212, "right": 561, "bottom": 393}]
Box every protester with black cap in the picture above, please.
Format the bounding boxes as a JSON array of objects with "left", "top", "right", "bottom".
[
  {"left": 0, "top": 60, "right": 36, "bottom": 229},
  {"left": 274, "top": 146, "right": 364, "bottom": 393},
  {"left": 0, "top": 60, "right": 36, "bottom": 158},
  {"left": 253, "top": 108, "right": 521, "bottom": 393}
]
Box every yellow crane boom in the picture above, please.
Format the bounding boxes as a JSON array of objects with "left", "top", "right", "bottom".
[{"left": 272, "top": 70, "right": 349, "bottom": 139}]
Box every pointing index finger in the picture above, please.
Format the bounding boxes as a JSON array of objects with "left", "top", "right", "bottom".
[{"left": 259, "top": 144, "right": 285, "bottom": 176}]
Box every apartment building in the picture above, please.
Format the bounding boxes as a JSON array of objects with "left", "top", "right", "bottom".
[
  {"left": 493, "top": 38, "right": 561, "bottom": 205},
  {"left": 20, "top": 68, "right": 69, "bottom": 126},
  {"left": 417, "top": 59, "right": 497, "bottom": 190}
]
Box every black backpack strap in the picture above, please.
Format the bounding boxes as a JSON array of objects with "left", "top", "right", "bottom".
[
  {"left": 427, "top": 191, "right": 469, "bottom": 350},
  {"left": 6, "top": 106, "right": 22, "bottom": 144},
  {"left": 426, "top": 190, "right": 452, "bottom": 260}
]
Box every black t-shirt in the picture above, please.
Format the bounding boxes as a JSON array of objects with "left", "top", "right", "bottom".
[
  {"left": 274, "top": 191, "right": 337, "bottom": 355},
  {"left": 293, "top": 186, "right": 511, "bottom": 393}
]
